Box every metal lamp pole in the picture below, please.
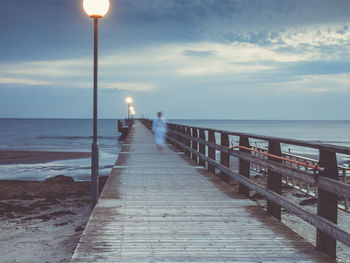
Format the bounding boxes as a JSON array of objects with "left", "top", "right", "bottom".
[
  {"left": 125, "top": 97, "right": 132, "bottom": 123},
  {"left": 83, "top": 0, "right": 110, "bottom": 212},
  {"left": 91, "top": 15, "right": 101, "bottom": 211},
  {"left": 128, "top": 102, "right": 130, "bottom": 121}
]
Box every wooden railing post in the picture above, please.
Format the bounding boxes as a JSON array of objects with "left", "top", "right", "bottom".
[
  {"left": 192, "top": 128, "right": 198, "bottom": 163},
  {"left": 180, "top": 126, "right": 186, "bottom": 153},
  {"left": 267, "top": 141, "right": 282, "bottom": 220},
  {"left": 239, "top": 136, "right": 250, "bottom": 196},
  {"left": 169, "top": 124, "right": 179, "bottom": 149},
  {"left": 198, "top": 129, "right": 206, "bottom": 167},
  {"left": 220, "top": 132, "right": 230, "bottom": 183},
  {"left": 185, "top": 126, "right": 191, "bottom": 157},
  {"left": 177, "top": 125, "right": 183, "bottom": 151},
  {"left": 208, "top": 131, "right": 216, "bottom": 173},
  {"left": 167, "top": 123, "right": 173, "bottom": 143},
  {"left": 344, "top": 169, "right": 349, "bottom": 212},
  {"left": 174, "top": 124, "right": 181, "bottom": 150},
  {"left": 317, "top": 150, "right": 338, "bottom": 259}
]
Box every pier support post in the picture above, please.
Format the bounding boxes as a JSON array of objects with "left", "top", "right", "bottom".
[
  {"left": 192, "top": 128, "right": 198, "bottom": 163},
  {"left": 208, "top": 131, "right": 216, "bottom": 173},
  {"left": 267, "top": 141, "right": 282, "bottom": 220},
  {"left": 199, "top": 129, "right": 206, "bottom": 167},
  {"left": 316, "top": 150, "right": 338, "bottom": 259},
  {"left": 220, "top": 132, "right": 230, "bottom": 183},
  {"left": 239, "top": 136, "right": 250, "bottom": 196}
]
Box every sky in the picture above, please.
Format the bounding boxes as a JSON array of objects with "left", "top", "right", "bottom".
[{"left": 0, "top": 0, "right": 350, "bottom": 119}]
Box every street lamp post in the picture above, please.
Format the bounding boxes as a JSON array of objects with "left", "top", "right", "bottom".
[
  {"left": 130, "top": 107, "right": 135, "bottom": 119},
  {"left": 83, "top": 0, "right": 110, "bottom": 211},
  {"left": 125, "top": 97, "right": 133, "bottom": 121}
]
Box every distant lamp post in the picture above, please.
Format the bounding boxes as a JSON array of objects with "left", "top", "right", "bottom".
[
  {"left": 83, "top": 0, "right": 110, "bottom": 211},
  {"left": 125, "top": 97, "right": 133, "bottom": 120},
  {"left": 130, "top": 107, "right": 135, "bottom": 119}
]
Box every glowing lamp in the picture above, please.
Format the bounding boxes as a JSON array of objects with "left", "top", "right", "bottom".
[
  {"left": 83, "top": 0, "right": 110, "bottom": 18},
  {"left": 126, "top": 97, "right": 133, "bottom": 104}
]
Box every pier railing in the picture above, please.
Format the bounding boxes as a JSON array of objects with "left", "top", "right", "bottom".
[
  {"left": 140, "top": 118, "right": 350, "bottom": 259},
  {"left": 250, "top": 145, "right": 349, "bottom": 212}
]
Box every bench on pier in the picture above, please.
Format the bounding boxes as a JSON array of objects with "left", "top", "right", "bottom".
[{"left": 117, "top": 119, "right": 133, "bottom": 139}]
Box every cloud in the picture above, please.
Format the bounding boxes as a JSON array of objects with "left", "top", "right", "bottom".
[
  {"left": 116, "top": 0, "right": 350, "bottom": 28},
  {"left": 1, "top": 59, "right": 90, "bottom": 77},
  {"left": 275, "top": 25, "right": 350, "bottom": 49},
  {"left": 0, "top": 77, "right": 51, "bottom": 86},
  {"left": 182, "top": 49, "right": 215, "bottom": 57},
  {"left": 277, "top": 74, "right": 350, "bottom": 93},
  {"left": 99, "top": 41, "right": 310, "bottom": 78},
  {"left": 101, "top": 82, "right": 156, "bottom": 91},
  {"left": 0, "top": 35, "right": 349, "bottom": 95}
]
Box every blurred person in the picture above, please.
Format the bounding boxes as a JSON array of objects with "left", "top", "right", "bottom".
[{"left": 152, "top": 111, "right": 167, "bottom": 151}]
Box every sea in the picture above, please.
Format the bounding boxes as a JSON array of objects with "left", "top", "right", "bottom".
[
  {"left": 0, "top": 119, "right": 122, "bottom": 181},
  {"left": 0, "top": 119, "right": 349, "bottom": 181}
]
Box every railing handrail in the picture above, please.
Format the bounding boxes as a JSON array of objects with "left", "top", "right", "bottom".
[
  {"left": 167, "top": 122, "right": 350, "bottom": 155},
  {"left": 168, "top": 128, "right": 350, "bottom": 199},
  {"left": 252, "top": 145, "right": 349, "bottom": 171}
]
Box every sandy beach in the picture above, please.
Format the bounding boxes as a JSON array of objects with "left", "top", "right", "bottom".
[{"left": 0, "top": 150, "right": 107, "bottom": 263}]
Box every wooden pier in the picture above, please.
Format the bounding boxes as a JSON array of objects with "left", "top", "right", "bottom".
[{"left": 71, "top": 120, "right": 337, "bottom": 262}]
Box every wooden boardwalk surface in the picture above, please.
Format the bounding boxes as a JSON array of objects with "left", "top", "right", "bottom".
[{"left": 71, "top": 120, "right": 334, "bottom": 263}]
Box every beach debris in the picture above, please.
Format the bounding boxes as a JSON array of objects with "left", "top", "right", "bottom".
[
  {"left": 299, "top": 198, "right": 317, "bottom": 206},
  {"left": 44, "top": 175, "right": 75, "bottom": 183}
]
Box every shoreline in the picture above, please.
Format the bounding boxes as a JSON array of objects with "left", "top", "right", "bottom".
[{"left": 0, "top": 150, "right": 90, "bottom": 165}]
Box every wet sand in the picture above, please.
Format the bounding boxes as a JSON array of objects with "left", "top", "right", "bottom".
[
  {"left": 0, "top": 150, "right": 90, "bottom": 165},
  {"left": 0, "top": 175, "right": 108, "bottom": 263}
]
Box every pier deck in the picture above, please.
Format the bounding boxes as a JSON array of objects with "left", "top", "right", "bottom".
[{"left": 71, "top": 120, "right": 333, "bottom": 262}]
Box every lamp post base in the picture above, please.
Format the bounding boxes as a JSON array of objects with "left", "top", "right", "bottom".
[{"left": 91, "top": 142, "right": 99, "bottom": 211}]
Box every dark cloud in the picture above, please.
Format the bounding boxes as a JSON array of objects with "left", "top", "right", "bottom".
[
  {"left": 113, "top": 0, "right": 350, "bottom": 27},
  {"left": 105, "top": 0, "right": 350, "bottom": 48},
  {"left": 2, "top": 0, "right": 350, "bottom": 62}
]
